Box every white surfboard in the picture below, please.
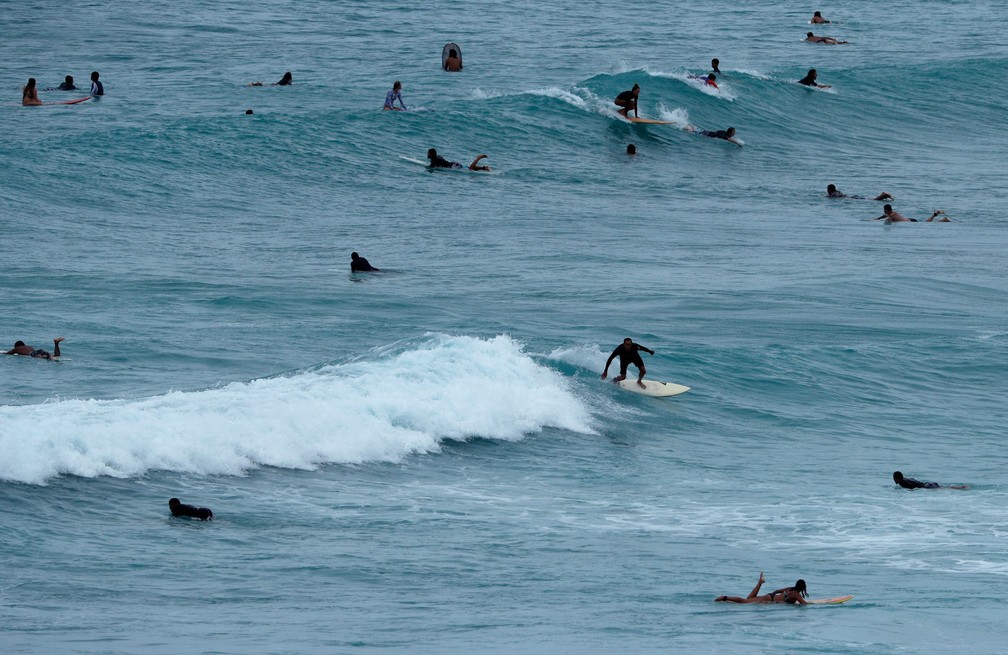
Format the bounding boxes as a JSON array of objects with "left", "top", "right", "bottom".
[{"left": 616, "top": 379, "right": 690, "bottom": 397}]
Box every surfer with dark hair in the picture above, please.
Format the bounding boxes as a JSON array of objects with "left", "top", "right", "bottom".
[
  {"left": 811, "top": 11, "right": 830, "bottom": 24},
  {"left": 684, "top": 125, "right": 741, "bottom": 146},
  {"left": 250, "top": 72, "right": 292, "bottom": 87},
  {"left": 893, "top": 471, "right": 968, "bottom": 490},
  {"left": 626, "top": 144, "right": 637, "bottom": 155},
  {"left": 827, "top": 184, "right": 892, "bottom": 201},
  {"left": 444, "top": 48, "right": 462, "bottom": 71},
  {"left": 798, "top": 69, "right": 830, "bottom": 88},
  {"left": 715, "top": 572, "right": 808, "bottom": 604},
  {"left": 43, "top": 75, "right": 77, "bottom": 91},
  {"left": 601, "top": 338, "right": 654, "bottom": 389},
  {"left": 711, "top": 58, "right": 721, "bottom": 74},
  {"left": 806, "top": 32, "right": 848, "bottom": 45},
  {"left": 426, "top": 148, "right": 491, "bottom": 171},
  {"left": 168, "top": 498, "right": 213, "bottom": 520},
  {"left": 383, "top": 80, "right": 407, "bottom": 111},
  {"left": 5, "top": 337, "right": 64, "bottom": 360},
  {"left": 22, "top": 78, "right": 42, "bottom": 106},
  {"left": 614, "top": 84, "right": 640, "bottom": 118},
  {"left": 350, "top": 252, "right": 380, "bottom": 272}
]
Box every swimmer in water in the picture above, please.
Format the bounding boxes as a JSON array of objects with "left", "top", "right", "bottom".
[
  {"left": 798, "top": 69, "right": 831, "bottom": 89},
  {"left": 601, "top": 338, "right": 654, "bottom": 389},
  {"left": 827, "top": 184, "right": 892, "bottom": 201},
  {"left": 444, "top": 48, "right": 463, "bottom": 71},
  {"left": 426, "top": 148, "right": 491, "bottom": 171},
  {"left": 806, "top": 32, "right": 848, "bottom": 44},
  {"left": 686, "top": 125, "right": 742, "bottom": 146},
  {"left": 5, "top": 337, "right": 65, "bottom": 360},
  {"left": 350, "top": 252, "right": 380, "bottom": 272},
  {"left": 893, "top": 471, "right": 968, "bottom": 490},
  {"left": 250, "top": 72, "right": 292, "bottom": 87},
  {"left": 383, "top": 80, "right": 407, "bottom": 111},
  {"left": 43, "top": 75, "right": 77, "bottom": 91},
  {"left": 711, "top": 58, "right": 721, "bottom": 74},
  {"left": 811, "top": 11, "right": 831, "bottom": 24},
  {"left": 626, "top": 144, "right": 637, "bottom": 155}
]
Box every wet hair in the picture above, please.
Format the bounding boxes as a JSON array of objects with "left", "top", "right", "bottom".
[
  {"left": 883, "top": 204, "right": 893, "bottom": 212},
  {"left": 632, "top": 83, "right": 640, "bottom": 91},
  {"left": 726, "top": 127, "right": 736, "bottom": 136},
  {"left": 712, "top": 58, "right": 719, "bottom": 66},
  {"left": 623, "top": 337, "right": 633, "bottom": 344},
  {"left": 245, "top": 109, "right": 254, "bottom": 115},
  {"left": 808, "top": 32, "right": 815, "bottom": 37},
  {"left": 351, "top": 252, "right": 360, "bottom": 259},
  {"left": 65, "top": 75, "right": 74, "bottom": 84},
  {"left": 626, "top": 144, "right": 636, "bottom": 154},
  {"left": 427, "top": 148, "right": 438, "bottom": 159},
  {"left": 278, "top": 72, "right": 292, "bottom": 85},
  {"left": 827, "top": 184, "right": 837, "bottom": 193},
  {"left": 708, "top": 74, "right": 716, "bottom": 81},
  {"left": 808, "top": 68, "right": 817, "bottom": 76},
  {"left": 794, "top": 580, "right": 808, "bottom": 597},
  {"left": 14, "top": 341, "right": 25, "bottom": 347},
  {"left": 449, "top": 48, "right": 457, "bottom": 57},
  {"left": 91, "top": 71, "right": 100, "bottom": 81},
  {"left": 393, "top": 80, "right": 401, "bottom": 90}
]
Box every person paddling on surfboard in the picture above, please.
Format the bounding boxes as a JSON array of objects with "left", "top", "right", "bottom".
[
  {"left": 798, "top": 68, "right": 831, "bottom": 89},
  {"left": 715, "top": 572, "right": 808, "bottom": 604},
  {"left": 893, "top": 471, "right": 968, "bottom": 490},
  {"left": 426, "top": 148, "right": 491, "bottom": 171},
  {"left": 827, "top": 184, "right": 892, "bottom": 201},
  {"left": 614, "top": 84, "right": 640, "bottom": 118},
  {"left": 5, "top": 337, "right": 65, "bottom": 360},
  {"left": 601, "top": 338, "right": 654, "bottom": 389},
  {"left": 805, "top": 32, "right": 848, "bottom": 45},
  {"left": 444, "top": 48, "right": 462, "bottom": 71}
]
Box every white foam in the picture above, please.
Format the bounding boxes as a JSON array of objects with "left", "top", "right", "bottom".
[{"left": 0, "top": 335, "right": 595, "bottom": 485}]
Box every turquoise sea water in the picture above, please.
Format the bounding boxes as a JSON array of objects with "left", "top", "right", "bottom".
[{"left": 3, "top": 1, "right": 1007, "bottom": 652}]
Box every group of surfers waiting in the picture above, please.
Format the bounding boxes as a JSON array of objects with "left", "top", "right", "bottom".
[{"left": 21, "top": 71, "right": 104, "bottom": 105}]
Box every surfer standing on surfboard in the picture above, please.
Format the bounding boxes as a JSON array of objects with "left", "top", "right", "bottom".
[
  {"left": 601, "top": 338, "right": 654, "bottom": 389},
  {"left": 614, "top": 84, "right": 640, "bottom": 118}
]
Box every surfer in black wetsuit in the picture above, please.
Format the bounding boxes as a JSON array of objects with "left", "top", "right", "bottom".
[
  {"left": 798, "top": 68, "right": 830, "bottom": 89},
  {"left": 826, "top": 184, "right": 892, "bottom": 201},
  {"left": 426, "top": 148, "right": 491, "bottom": 171},
  {"left": 893, "top": 471, "right": 968, "bottom": 490},
  {"left": 711, "top": 58, "right": 721, "bottom": 74},
  {"left": 168, "top": 498, "right": 213, "bottom": 520},
  {"left": 614, "top": 84, "right": 640, "bottom": 118},
  {"left": 5, "top": 337, "right": 65, "bottom": 360},
  {"left": 350, "top": 251, "right": 379, "bottom": 272},
  {"left": 601, "top": 338, "right": 654, "bottom": 389}
]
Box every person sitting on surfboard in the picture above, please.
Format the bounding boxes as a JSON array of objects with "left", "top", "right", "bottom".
[
  {"left": 685, "top": 126, "right": 742, "bottom": 146},
  {"left": 626, "top": 144, "right": 637, "bottom": 155},
  {"left": 444, "top": 48, "right": 462, "bottom": 72},
  {"left": 426, "top": 148, "right": 491, "bottom": 171},
  {"left": 811, "top": 11, "right": 831, "bottom": 24},
  {"left": 383, "top": 81, "right": 407, "bottom": 111},
  {"left": 614, "top": 84, "right": 640, "bottom": 118},
  {"left": 5, "top": 337, "right": 65, "bottom": 360},
  {"left": 798, "top": 69, "right": 831, "bottom": 89},
  {"left": 827, "top": 184, "right": 892, "bottom": 201},
  {"left": 715, "top": 572, "right": 808, "bottom": 604},
  {"left": 169, "top": 498, "right": 213, "bottom": 520},
  {"left": 601, "top": 338, "right": 654, "bottom": 389},
  {"left": 806, "top": 32, "right": 848, "bottom": 45},
  {"left": 350, "top": 252, "right": 379, "bottom": 272},
  {"left": 893, "top": 471, "right": 968, "bottom": 490},
  {"left": 90, "top": 71, "right": 104, "bottom": 96},
  {"left": 22, "top": 78, "right": 43, "bottom": 106}
]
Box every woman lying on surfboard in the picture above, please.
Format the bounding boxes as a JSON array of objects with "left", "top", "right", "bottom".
[{"left": 715, "top": 571, "right": 808, "bottom": 604}]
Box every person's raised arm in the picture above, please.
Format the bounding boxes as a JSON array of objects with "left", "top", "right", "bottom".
[{"left": 926, "top": 210, "right": 945, "bottom": 222}]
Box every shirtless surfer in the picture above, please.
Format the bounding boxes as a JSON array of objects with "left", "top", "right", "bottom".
[
  {"left": 5, "top": 337, "right": 65, "bottom": 360},
  {"left": 893, "top": 471, "right": 968, "bottom": 490},
  {"left": 250, "top": 72, "right": 292, "bottom": 86},
  {"left": 872, "top": 205, "right": 947, "bottom": 223},
  {"left": 426, "top": 148, "right": 491, "bottom": 171},
  {"left": 806, "top": 32, "right": 848, "bottom": 45},
  {"left": 811, "top": 11, "right": 831, "bottom": 24},
  {"left": 798, "top": 69, "right": 831, "bottom": 89},
  {"left": 827, "top": 184, "right": 892, "bottom": 201},
  {"left": 22, "top": 78, "right": 42, "bottom": 106}
]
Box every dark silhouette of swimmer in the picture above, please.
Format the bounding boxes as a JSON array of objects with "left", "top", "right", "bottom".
[
  {"left": 687, "top": 126, "right": 742, "bottom": 146},
  {"left": 626, "top": 144, "right": 637, "bottom": 155},
  {"left": 168, "top": 497, "right": 213, "bottom": 520},
  {"left": 350, "top": 252, "right": 379, "bottom": 272},
  {"left": 893, "top": 471, "right": 968, "bottom": 490},
  {"left": 5, "top": 337, "right": 64, "bottom": 360},
  {"left": 444, "top": 48, "right": 462, "bottom": 71},
  {"left": 90, "top": 71, "right": 104, "bottom": 96},
  {"left": 711, "top": 58, "right": 721, "bottom": 74},
  {"left": 245, "top": 109, "right": 254, "bottom": 115},
  {"left": 426, "top": 148, "right": 491, "bottom": 171},
  {"left": 250, "top": 72, "right": 292, "bottom": 87},
  {"left": 827, "top": 184, "right": 892, "bottom": 201}
]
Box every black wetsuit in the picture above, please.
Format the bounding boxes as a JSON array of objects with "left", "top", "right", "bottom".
[
  {"left": 615, "top": 90, "right": 638, "bottom": 111},
  {"left": 606, "top": 343, "right": 653, "bottom": 376},
  {"left": 58, "top": 81, "right": 77, "bottom": 90},
  {"left": 797, "top": 74, "right": 817, "bottom": 86},
  {"left": 169, "top": 498, "right": 213, "bottom": 520},
  {"left": 428, "top": 154, "right": 460, "bottom": 169},
  {"left": 351, "top": 256, "right": 379, "bottom": 272},
  {"left": 702, "top": 130, "right": 731, "bottom": 140},
  {"left": 897, "top": 477, "right": 940, "bottom": 489}
]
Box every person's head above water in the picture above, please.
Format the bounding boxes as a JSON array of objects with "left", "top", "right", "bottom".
[
  {"left": 351, "top": 252, "right": 360, "bottom": 260},
  {"left": 626, "top": 144, "right": 636, "bottom": 155},
  {"left": 25, "top": 78, "right": 36, "bottom": 91},
  {"left": 814, "top": 11, "right": 823, "bottom": 17},
  {"left": 14, "top": 341, "right": 25, "bottom": 348},
  {"left": 883, "top": 204, "right": 894, "bottom": 213},
  {"left": 393, "top": 80, "right": 401, "bottom": 90},
  {"left": 793, "top": 580, "right": 808, "bottom": 596},
  {"left": 893, "top": 471, "right": 904, "bottom": 483},
  {"left": 91, "top": 71, "right": 100, "bottom": 81},
  {"left": 427, "top": 148, "right": 438, "bottom": 159},
  {"left": 632, "top": 83, "right": 640, "bottom": 94},
  {"left": 712, "top": 58, "right": 720, "bottom": 67},
  {"left": 807, "top": 68, "right": 817, "bottom": 77},
  {"left": 623, "top": 338, "right": 634, "bottom": 348},
  {"left": 449, "top": 48, "right": 458, "bottom": 57},
  {"left": 726, "top": 127, "right": 736, "bottom": 137},
  {"left": 64, "top": 75, "right": 74, "bottom": 85},
  {"left": 827, "top": 183, "right": 837, "bottom": 193},
  {"left": 279, "top": 72, "right": 292, "bottom": 84}
]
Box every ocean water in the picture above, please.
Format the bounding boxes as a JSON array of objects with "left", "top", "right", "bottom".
[{"left": 2, "top": 1, "right": 1007, "bottom": 652}]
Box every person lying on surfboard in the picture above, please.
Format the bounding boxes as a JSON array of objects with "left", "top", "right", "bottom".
[
  {"left": 893, "top": 471, "right": 968, "bottom": 490},
  {"left": 811, "top": 10, "right": 831, "bottom": 24},
  {"left": 601, "top": 338, "right": 654, "bottom": 389},
  {"left": 798, "top": 68, "right": 831, "bottom": 89},
  {"left": 250, "top": 72, "right": 292, "bottom": 87},
  {"left": 805, "top": 32, "right": 848, "bottom": 44},
  {"left": 827, "top": 184, "right": 892, "bottom": 201},
  {"left": 711, "top": 58, "right": 721, "bottom": 74},
  {"left": 5, "top": 337, "right": 65, "bottom": 360},
  {"left": 614, "top": 84, "right": 640, "bottom": 118},
  {"left": 715, "top": 572, "right": 808, "bottom": 604},
  {"left": 871, "top": 205, "right": 947, "bottom": 223},
  {"left": 426, "top": 148, "right": 491, "bottom": 171}
]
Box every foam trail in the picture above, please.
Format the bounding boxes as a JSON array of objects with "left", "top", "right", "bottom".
[{"left": 0, "top": 335, "right": 594, "bottom": 485}]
